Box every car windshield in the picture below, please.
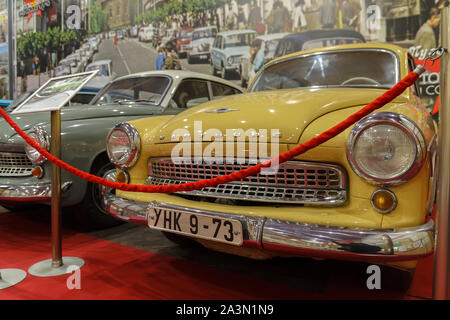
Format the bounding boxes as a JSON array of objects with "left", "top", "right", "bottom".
[
  {"left": 224, "top": 33, "right": 255, "bottom": 48},
  {"left": 86, "top": 64, "right": 110, "bottom": 77},
  {"left": 192, "top": 29, "right": 215, "bottom": 40},
  {"left": 249, "top": 50, "right": 398, "bottom": 92},
  {"left": 91, "top": 76, "right": 171, "bottom": 106},
  {"left": 180, "top": 30, "right": 193, "bottom": 39}
]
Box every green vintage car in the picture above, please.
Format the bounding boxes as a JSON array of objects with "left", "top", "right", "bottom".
[{"left": 0, "top": 70, "right": 242, "bottom": 228}]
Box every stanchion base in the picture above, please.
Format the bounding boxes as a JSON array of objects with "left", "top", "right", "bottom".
[
  {"left": 28, "top": 257, "right": 85, "bottom": 277},
  {"left": 0, "top": 269, "right": 27, "bottom": 289}
]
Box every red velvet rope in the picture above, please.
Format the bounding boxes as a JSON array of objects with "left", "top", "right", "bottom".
[{"left": 0, "top": 71, "right": 420, "bottom": 193}]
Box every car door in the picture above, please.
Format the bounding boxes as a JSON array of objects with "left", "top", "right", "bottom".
[{"left": 212, "top": 36, "right": 222, "bottom": 69}]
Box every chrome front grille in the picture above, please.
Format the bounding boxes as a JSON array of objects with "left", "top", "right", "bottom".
[
  {"left": 0, "top": 152, "right": 34, "bottom": 177},
  {"left": 146, "top": 158, "right": 347, "bottom": 205}
]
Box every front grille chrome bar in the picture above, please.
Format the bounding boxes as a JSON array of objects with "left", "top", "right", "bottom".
[
  {"left": 146, "top": 158, "right": 348, "bottom": 205},
  {"left": 0, "top": 152, "right": 34, "bottom": 177}
]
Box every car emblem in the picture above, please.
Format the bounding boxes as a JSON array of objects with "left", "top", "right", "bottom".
[{"left": 206, "top": 108, "right": 239, "bottom": 114}]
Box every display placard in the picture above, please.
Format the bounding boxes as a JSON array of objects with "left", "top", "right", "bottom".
[{"left": 11, "top": 71, "right": 98, "bottom": 115}]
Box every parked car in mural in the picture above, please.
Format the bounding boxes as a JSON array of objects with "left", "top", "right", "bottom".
[
  {"left": 176, "top": 27, "right": 194, "bottom": 58},
  {"left": 187, "top": 26, "right": 218, "bottom": 64},
  {"left": 239, "top": 32, "right": 290, "bottom": 87},
  {"left": 85, "top": 60, "right": 116, "bottom": 89},
  {"left": 139, "top": 26, "right": 154, "bottom": 42},
  {"left": 273, "top": 29, "right": 365, "bottom": 59},
  {"left": 103, "top": 43, "right": 436, "bottom": 271},
  {"left": 211, "top": 29, "right": 257, "bottom": 79},
  {"left": 0, "top": 71, "right": 243, "bottom": 229}
]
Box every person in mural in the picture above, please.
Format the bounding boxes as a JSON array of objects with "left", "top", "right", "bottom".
[
  {"left": 319, "top": 0, "right": 337, "bottom": 29},
  {"left": 251, "top": 39, "right": 264, "bottom": 75},
  {"left": 226, "top": 4, "right": 236, "bottom": 30},
  {"left": 156, "top": 47, "right": 167, "bottom": 71},
  {"left": 162, "top": 50, "right": 182, "bottom": 70},
  {"left": 292, "top": 0, "right": 307, "bottom": 32},
  {"left": 342, "top": 0, "right": 356, "bottom": 29},
  {"left": 248, "top": 0, "right": 262, "bottom": 30},
  {"left": 237, "top": 6, "right": 246, "bottom": 29},
  {"left": 414, "top": 7, "right": 441, "bottom": 51},
  {"left": 270, "top": 1, "right": 289, "bottom": 33}
]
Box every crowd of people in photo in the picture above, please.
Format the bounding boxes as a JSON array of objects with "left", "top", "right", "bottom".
[{"left": 156, "top": 0, "right": 364, "bottom": 37}]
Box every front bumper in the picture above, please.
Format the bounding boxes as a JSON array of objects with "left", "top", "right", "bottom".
[
  {"left": 0, "top": 182, "right": 72, "bottom": 202},
  {"left": 103, "top": 194, "right": 434, "bottom": 263}
]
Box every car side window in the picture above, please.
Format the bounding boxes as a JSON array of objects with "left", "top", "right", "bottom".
[
  {"left": 172, "top": 80, "right": 210, "bottom": 109},
  {"left": 275, "top": 40, "right": 285, "bottom": 58},
  {"left": 285, "top": 40, "right": 296, "bottom": 55},
  {"left": 210, "top": 82, "right": 241, "bottom": 99}
]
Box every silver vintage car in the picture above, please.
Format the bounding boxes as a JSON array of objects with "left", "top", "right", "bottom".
[
  {"left": 0, "top": 71, "right": 242, "bottom": 229},
  {"left": 187, "top": 26, "right": 218, "bottom": 64},
  {"left": 211, "top": 29, "right": 257, "bottom": 79}
]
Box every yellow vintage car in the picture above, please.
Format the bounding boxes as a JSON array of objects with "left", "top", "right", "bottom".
[{"left": 103, "top": 43, "right": 437, "bottom": 270}]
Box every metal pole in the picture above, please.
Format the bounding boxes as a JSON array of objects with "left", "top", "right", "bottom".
[
  {"left": 7, "top": 0, "right": 14, "bottom": 99},
  {"left": 50, "top": 110, "right": 63, "bottom": 269},
  {"left": 433, "top": 6, "right": 450, "bottom": 300},
  {"left": 62, "top": 0, "right": 65, "bottom": 31}
]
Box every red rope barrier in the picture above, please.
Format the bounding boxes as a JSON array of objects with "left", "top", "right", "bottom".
[{"left": 0, "top": 70, "right": 421, "bottom": 193}]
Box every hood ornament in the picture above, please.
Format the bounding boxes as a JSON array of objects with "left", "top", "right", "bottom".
[{"left": 206, "top": 108, "right": 239, "bottom": 114}]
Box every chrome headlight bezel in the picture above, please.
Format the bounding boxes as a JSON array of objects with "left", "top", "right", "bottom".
[
  {"left": 106, "top": 122, "right": 141, "bottom": 169},
  {"left": 346, "top": 112, "right": 426, "bottom": 186},
  {"left": 25, "top": 126, "right": 49, "bottom": 165}
]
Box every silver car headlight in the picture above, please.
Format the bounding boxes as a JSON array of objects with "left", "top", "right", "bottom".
[
  {"left": 346, "top": 112, "right": 426, "bottom": 185},
  {"left": 25, "top": 126, "right": 49, "bottom": 165},
  {"left": 106, "top": 123, "right": 141, "bottom": 169},
  {"left": 227, "top": 57, "right": 233, "bottom": 66}
]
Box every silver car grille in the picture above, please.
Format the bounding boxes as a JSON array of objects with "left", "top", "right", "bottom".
[
  {"left": 146, "top": 158, "right": 347, "bottom": 205},
  {"left": 0, "top": 152, "right": 34, "bottom": 177}
]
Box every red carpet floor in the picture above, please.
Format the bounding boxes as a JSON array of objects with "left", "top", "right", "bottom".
[{"left": 0, "top": 211, "right": 434, "bottom": 300}]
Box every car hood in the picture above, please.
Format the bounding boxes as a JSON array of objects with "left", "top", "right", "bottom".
[
  {"left": 224, "top": 46, "right": 251, "bottom": 57},
  {"left": 0, "top": 104, "right": 160, "bottom": 145},
  {"left": 154, "top": 88, "right": 408, "bottom": 145}
]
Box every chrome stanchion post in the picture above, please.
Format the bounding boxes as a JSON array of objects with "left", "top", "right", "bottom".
[
  {"left": 28, "top": 109, "right": 84, "bottom": 277},
  {"left": 434, "top": 6, "right": 450, "bottom": 300}
]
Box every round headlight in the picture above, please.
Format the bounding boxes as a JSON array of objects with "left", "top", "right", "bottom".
[
  {"left": 106, "top": 123, "right": 140, "bottom": 169},
  {"left": 25, "top": 127, "right": 49, "bottom": 165},
  {"left": 347, "top": 112, "right": 426, "bottom": 185}
]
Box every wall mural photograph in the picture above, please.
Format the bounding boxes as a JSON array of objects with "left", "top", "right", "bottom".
[{"left": 2, "top": 0, "right": 446, "bottom": 117}]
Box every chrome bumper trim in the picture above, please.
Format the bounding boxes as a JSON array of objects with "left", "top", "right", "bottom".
[
  {"left": 103, "top": 194, "right": 434, "bottom": 260},
  {"left": 0, "top": 182, "right": 72, "bottom": 202}
]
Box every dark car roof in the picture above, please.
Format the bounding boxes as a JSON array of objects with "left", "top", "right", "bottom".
[{"left": 282, "top": 29, "right": 365, "bottom": 42}]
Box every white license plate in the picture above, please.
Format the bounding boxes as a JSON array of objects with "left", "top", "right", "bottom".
[
  {"left": 148, "top": 207, "right": 243, "bottom": 246},
  {"left": 199, "top": 55, "right": 207, "bottom": 59}
]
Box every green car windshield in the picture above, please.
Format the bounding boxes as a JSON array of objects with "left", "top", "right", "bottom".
[{"left": 92, "top": 76, "right": 171, "bottom": 106}]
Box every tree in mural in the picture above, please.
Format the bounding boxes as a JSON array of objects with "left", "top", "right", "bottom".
[{"left": 89, "top": 0, "right": 108, "bottom": 33}]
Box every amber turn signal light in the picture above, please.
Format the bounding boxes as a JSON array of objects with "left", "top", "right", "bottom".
[
  {"left": 32, "top": 166, "right": 44, "bottom": 179},
  {"left": 371, "top": 189, "right": 397, "bottom": 214},
  {"left": 116, "top": 170, "right": 130, "bottom": 184}
]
